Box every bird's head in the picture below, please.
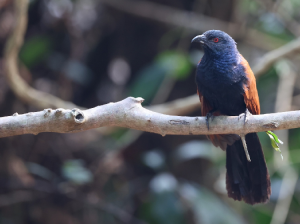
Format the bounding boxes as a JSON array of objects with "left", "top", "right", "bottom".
[{"left": 191, "top": 30, "right": 237, "bottom": 57}]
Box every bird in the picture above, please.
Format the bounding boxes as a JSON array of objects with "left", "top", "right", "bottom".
[{"left": 191, "top": 30, "right": 271, "bottom": 205}]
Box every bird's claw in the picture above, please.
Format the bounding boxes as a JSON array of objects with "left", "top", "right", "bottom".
[{"left": 238, "top": 108, "right": 252, "bottom": 125}]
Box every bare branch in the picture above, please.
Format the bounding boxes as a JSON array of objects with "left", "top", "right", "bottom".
[{"left": 1, "top": 97, "right": 300, "bottom": 138}]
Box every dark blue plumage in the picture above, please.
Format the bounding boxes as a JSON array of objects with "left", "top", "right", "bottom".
[
  {"left": 195, "top": 30, "right": 247, "bottom": 115},
  {"left": 191, "top": 30, "right": 271, "bottom": 205}
]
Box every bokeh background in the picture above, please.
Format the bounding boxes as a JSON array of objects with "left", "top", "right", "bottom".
[{"left": 1, "top": 0, "right": 300, "bottom": 223}]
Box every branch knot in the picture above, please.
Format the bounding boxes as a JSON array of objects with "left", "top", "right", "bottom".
[{"left": 71, "top": 108, "right": 86, "bottom": 123}]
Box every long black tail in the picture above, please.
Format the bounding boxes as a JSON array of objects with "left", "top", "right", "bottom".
[{"left": 226, "top": 133, "right": 271, "bottom": 205}]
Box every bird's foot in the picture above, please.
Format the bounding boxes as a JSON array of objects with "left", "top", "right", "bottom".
[
  {"left": 206, "top": 111, "right": 215, "bottom": 130},
  {"left": 238, "top": 108, "right": 252, "bottom": 125}
]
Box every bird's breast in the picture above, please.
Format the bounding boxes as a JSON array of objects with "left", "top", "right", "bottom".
[{"left": 196, "top": 59, "right": 247, "bottom": 115}]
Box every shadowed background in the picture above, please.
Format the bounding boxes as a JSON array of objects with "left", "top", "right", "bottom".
[{"left": 0, "top": 0, "right": 300, "bottom": 223}]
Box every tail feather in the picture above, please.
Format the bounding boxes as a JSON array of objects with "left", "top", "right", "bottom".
[{"left": 226, "top": 133, "right": 271, "bottom": 205}]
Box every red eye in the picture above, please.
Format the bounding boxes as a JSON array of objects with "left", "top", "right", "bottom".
[{"left": 214, "top": 38, "right": 219, "bottom": 43}]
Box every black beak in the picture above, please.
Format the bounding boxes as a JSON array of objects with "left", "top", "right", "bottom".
[{"left": 191, "top": 35, "right": 206, "bottom": 44}]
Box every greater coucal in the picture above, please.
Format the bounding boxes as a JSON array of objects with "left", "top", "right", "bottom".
[{"left": 191, "top": 30, "right": 271, "bottom": 205}]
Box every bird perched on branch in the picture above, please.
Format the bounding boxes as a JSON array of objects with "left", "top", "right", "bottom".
[{"left": 191, "top": 30, "right": 271, "bottom": 205}]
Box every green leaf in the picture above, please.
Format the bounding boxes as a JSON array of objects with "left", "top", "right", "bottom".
[
  {"left": 20, "top": 36, "right": 52, "bottom": 68},
  {"left": 266, "top": 131, "right": 284, "bottom": 144},
  {"left": 266, "top": 131, "right": 283, "bottom": 160},
  {"left": 156, "top": 51, "right": 192, "bottom": 80}
]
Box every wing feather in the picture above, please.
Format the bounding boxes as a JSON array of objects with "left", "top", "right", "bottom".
[{"left": 240, "top": 55, "right": 260, "bottom": 115}]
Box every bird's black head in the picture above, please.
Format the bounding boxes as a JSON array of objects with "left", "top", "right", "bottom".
[{"left": 191, "top": 30, "right": 237, "bottom": 57}]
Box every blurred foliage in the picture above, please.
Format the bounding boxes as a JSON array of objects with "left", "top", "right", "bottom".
[
  {"left": 20, "top": 36, "right": 52, "bottom": 68},
  {"left": 140, "top": 191, "right": 185, "bottom": 224},
  {"left": 179, "top": 183, "right": 245, "bottom": 224},
  {"left": 0, "top": 0, "right": 300, "bottom": 223},
  {"left": 62, "top": 159, "right": 93, "bottom": 185},
  {"left": 130, "top": 51, "right": 191, "bottom": 103}
]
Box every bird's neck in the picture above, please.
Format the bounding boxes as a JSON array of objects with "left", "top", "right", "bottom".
[{"left": 202, "top": 49, "right": 240, "bottom": 69}]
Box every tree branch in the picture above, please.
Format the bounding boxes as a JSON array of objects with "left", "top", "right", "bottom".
[
  {"left": 1, "top": 97, "right": 300, "bottom": 138},
  {"left": 252, "top": 38, "right": 300, "bottom": 77}
]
